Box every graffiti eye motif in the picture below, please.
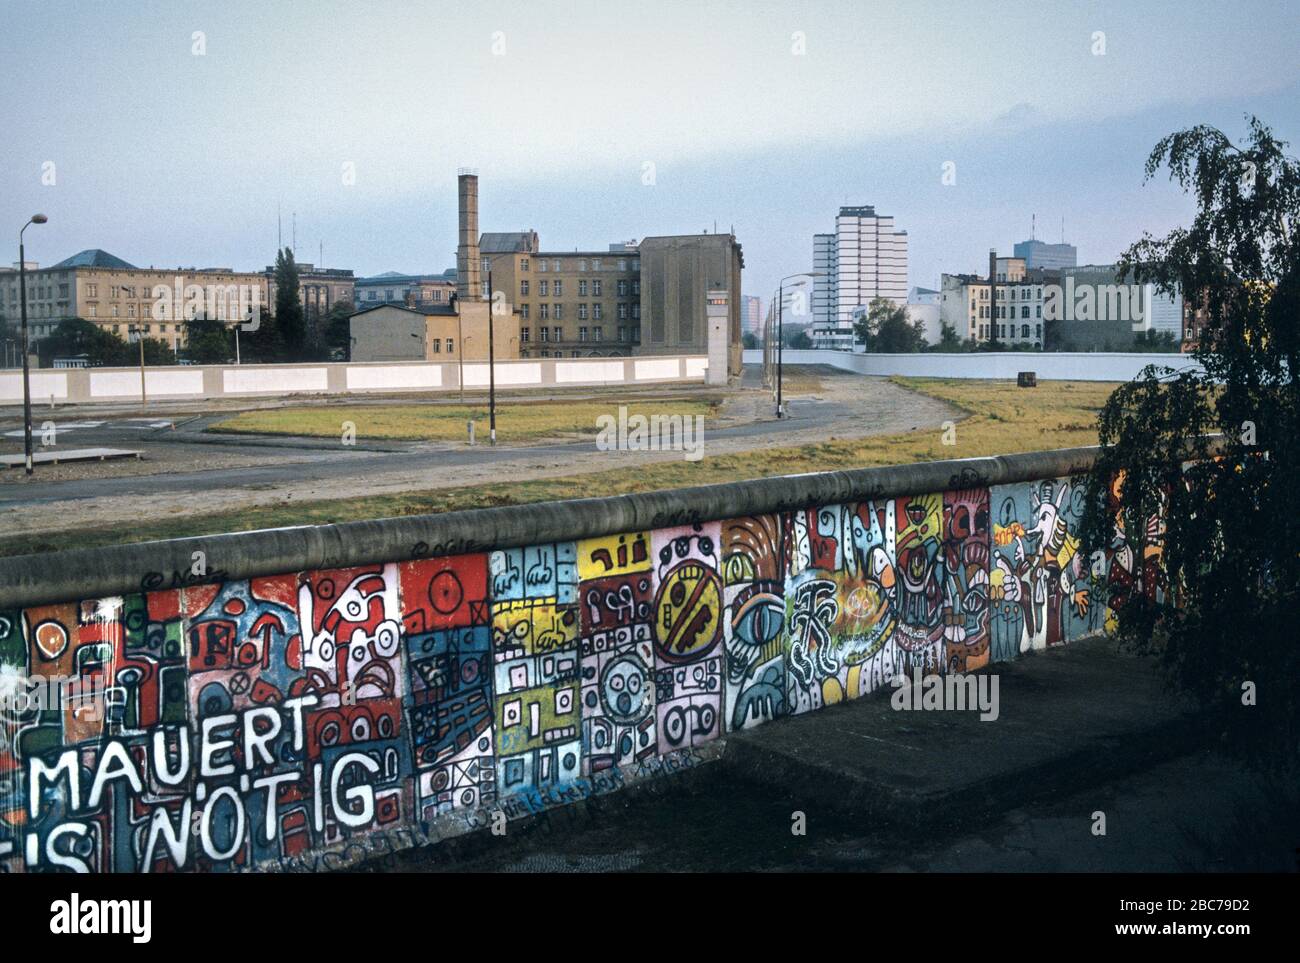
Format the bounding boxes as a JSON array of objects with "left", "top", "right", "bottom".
[
  {"left": 950, "top": 505, "right": 971, "bottom": 539},
  {"left": 731, "top": 592, "right": 783, "bottom": 648}
]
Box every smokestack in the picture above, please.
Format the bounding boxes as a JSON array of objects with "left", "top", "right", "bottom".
[{"left": 457, "top": 169, "right": 482, "bottom": 301}]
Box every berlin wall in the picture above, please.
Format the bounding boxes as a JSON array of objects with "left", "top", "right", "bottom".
[{"left": 0, "top": 446, "right": 1157, "bottom": 872}]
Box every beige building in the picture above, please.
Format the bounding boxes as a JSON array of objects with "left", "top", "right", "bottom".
[
  {"left": 349, "top": 302, "right": 520, "bottom": 363},
  {"left": 1, "top": 249, "right": 269, "bottom": 351},
  {"left": 481, "top": 239, "right": 644, "bottom": 359},
  {"left": 479, "top": 230, "right": 743, "bottom": 375}
]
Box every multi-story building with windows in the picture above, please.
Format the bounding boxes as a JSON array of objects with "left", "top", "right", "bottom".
[
  {"left": 1014, "top": 237, "right": 1078, "bottom": 271},
  {"left": 940, "top": 258, "right": 1047, "bottom": 350},
  {"left": 481, "top": 245, "right": 642, "bottom": 358},
  {"left": 354, "top": 270, "right": 456, "bottom": 310},
  {"left": 811, "top": 205, "right": 908, "bottom": 349},
  {"left": 1, "top": 249, "right": 269, "bottom": 352},
  {"left": 740, "top": 294, "right": 763, "bottom": 336}
]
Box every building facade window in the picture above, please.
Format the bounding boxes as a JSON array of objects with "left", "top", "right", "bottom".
[
  {"left": 579, "top": 280, "right": 588, "bottom": 296},
  {"left": 521, "top": 327, "right": 530, "bottom": 342},
  {"left": 579, "top": 326, "right": 588, "bottom": 342},
  {"left": 578, "top": 304, "right": 588, "bottom": 320},
  {"left": 553, "top": 280, "right": 562, "bottom": 296},
  {"left": 520, "top": 304, "right": 530, "bottom": 319},
  {"left": 593, "top": 303, "right": 602, "bottom": 320},
  {"left": 540, "top": 304, "right": 549, "bottom": 320},
  {"left": 539, "top": 280, "right": 548, "bottom": 296},
  {"left": 553, "top": 304, "right": 563, "bottom": 320}
]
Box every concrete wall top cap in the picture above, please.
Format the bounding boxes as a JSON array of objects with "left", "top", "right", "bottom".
[{"left": 0, "top": 445, "right": 1118, "bottom": 611}]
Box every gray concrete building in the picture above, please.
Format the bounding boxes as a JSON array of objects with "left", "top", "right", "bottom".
[{"left": 637, "top": 233, "right": 744, "bottom": 377}]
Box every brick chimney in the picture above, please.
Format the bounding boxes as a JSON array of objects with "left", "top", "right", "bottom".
[{"left": 457, "top": 169, "right": 482, "bottom": 301}]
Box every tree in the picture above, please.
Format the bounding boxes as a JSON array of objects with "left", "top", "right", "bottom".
[
  {"left": 323, "top": 300, "right": 355, "bottom": 360},
  {"left": 1130, "top": 329, "right": 1178, "bottom": 352},
  {"left": 183, "top": 314, "right": 234, "bottom": 364},
  {"left": 935, "top": 319, "right": 965, "bottom": 351},
  {"left": 37, "top": 318, "right": 125, "bottom": 367},
  {"left": 788, "top": 330, "right": 813, "bottom": 349},
  {"left": 1080, "top": 117, "right": 1300, "bottom": 771},
  {"left": 272, "top": 247, "right": 305, "bottom": 360},
  {"left": 854, "top": 298, "right": 926, "bottom": 353},
  {"left": 742, "top": 332, "right": 759, "bottom": 350}
]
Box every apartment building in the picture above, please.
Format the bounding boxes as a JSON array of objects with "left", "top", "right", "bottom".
[
  {"left": 812, "top": 205, "right": 909, "bottom": 349},
  {"left": 482, "top": 245, "right": 643, "bottom": 358},
  {"left": 940, "top": 262, "right": 1047, "bottom": 349},
  {"left": 1, "top": 249, "right": 269, "bottom": 351}
]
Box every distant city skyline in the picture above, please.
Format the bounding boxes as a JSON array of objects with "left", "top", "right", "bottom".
[{"left": 3, "top": 0, "right": 1298, "bottom": 314}]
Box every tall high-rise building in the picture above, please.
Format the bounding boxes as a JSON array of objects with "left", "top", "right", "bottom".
[
  {"left": 811, "top": 205, "right": 908, "bottom": 349},
  {"left": 740, "top": 294, "right": 762, "bottom": 335},
  {"left": 1014, "top": 238, "right": 1077, "bottom": 270}
]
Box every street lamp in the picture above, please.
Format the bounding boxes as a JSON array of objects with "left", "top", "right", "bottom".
[
  {"left": 487, "top": 268, "right": 496, "bottom": 445},
  {"left": 774, "top": 271, "right": 823, "bottom": 419},
  {"left": 19, "top": 214, "right": 48, "bottom": 475},
  {"left": 127, "top": 324, "right": 147, "bottom": 405}
]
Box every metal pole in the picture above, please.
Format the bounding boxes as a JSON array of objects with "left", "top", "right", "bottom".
[
  {"left": 235, "top": 322, "right": 241, "bottom": 365},
  {"left": 776, "top": 280, "right": 784, "bottom": 418},
  {"left": 138, "top": 328, "right": 146, "bottom": 405},
  {"left": 488, "top": 268, "right": 496, "bottom": 445},
  {"left": 19, "top": 237, "right": 32, "bottom": 475}
]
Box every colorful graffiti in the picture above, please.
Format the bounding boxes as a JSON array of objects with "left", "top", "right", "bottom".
[{"left": 0, "top": 473, "right": 1125, "bottom": 873}]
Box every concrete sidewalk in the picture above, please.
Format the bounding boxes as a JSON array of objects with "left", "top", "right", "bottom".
[{"left": 721, "top": 635, "right": 1197, "bottom": 832}]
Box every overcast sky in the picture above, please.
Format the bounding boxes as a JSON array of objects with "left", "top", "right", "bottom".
[{"left": 3, "top": 0, "right": 1298, "bottom": 308}]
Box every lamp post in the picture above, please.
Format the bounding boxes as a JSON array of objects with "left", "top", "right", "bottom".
[
  {"left": 19, "top": 214, "right": 48, "bottom": 475},
  {"left": 774, "top": 271, "right": 823, "bottom": 419},
  {"left": 487, "top": 268, "right": 496, "bottom": 445},
  {"left": 127, "top": 324, "right": 146, "bottom": 405}
]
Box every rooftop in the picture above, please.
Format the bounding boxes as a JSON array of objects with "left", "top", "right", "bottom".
[
  {"left": 50, "top": 249, "right": 138, "bottom": 270},
  {"left": 479, "top": 231, "right": 539, "bottom": 254}
]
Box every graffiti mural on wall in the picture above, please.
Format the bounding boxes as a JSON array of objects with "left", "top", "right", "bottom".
[
  {"left": 989, "top": 477, "right": 1102, "bottom": 662},
  {"left": 722, "top": 516, "right": 786, "bottom": 730},
  {"left": 651, "top": 524, "right": 724, "bottom": 754},
  {"left": 577, "top": 532, "right": 656, "bottom": 773},
  {"left": 490, "top": 543, "right": 582, "bottom": 799},
  {"left": 785, "top": 501, "right": 902, "bottom": 714},
  {"left": 0, "top": 472, "right": 1133, "bottom": 873},
  {"left": 399, "top": 556, "right": 494, "bottom": 819}
]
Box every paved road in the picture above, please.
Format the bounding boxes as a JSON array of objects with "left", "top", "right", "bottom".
[{"left": 0, "top": 367, "right": 955, "bottom": 510}]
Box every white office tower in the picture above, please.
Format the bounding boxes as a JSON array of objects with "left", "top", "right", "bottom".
[{"left": 811, "top": 206, "right": 908, "bottom": 349}]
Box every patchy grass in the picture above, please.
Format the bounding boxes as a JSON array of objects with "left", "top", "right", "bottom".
[
  {"left": 208, "top": 399, "right": 719, "bottom": 442},
  {"left": 4, "top": 377, "right": 1120, "bottom": 556}
]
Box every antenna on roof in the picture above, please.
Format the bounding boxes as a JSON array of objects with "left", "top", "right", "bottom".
[{"left": 1031, "top": 213, "right": 1036, "bottom": 240}]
